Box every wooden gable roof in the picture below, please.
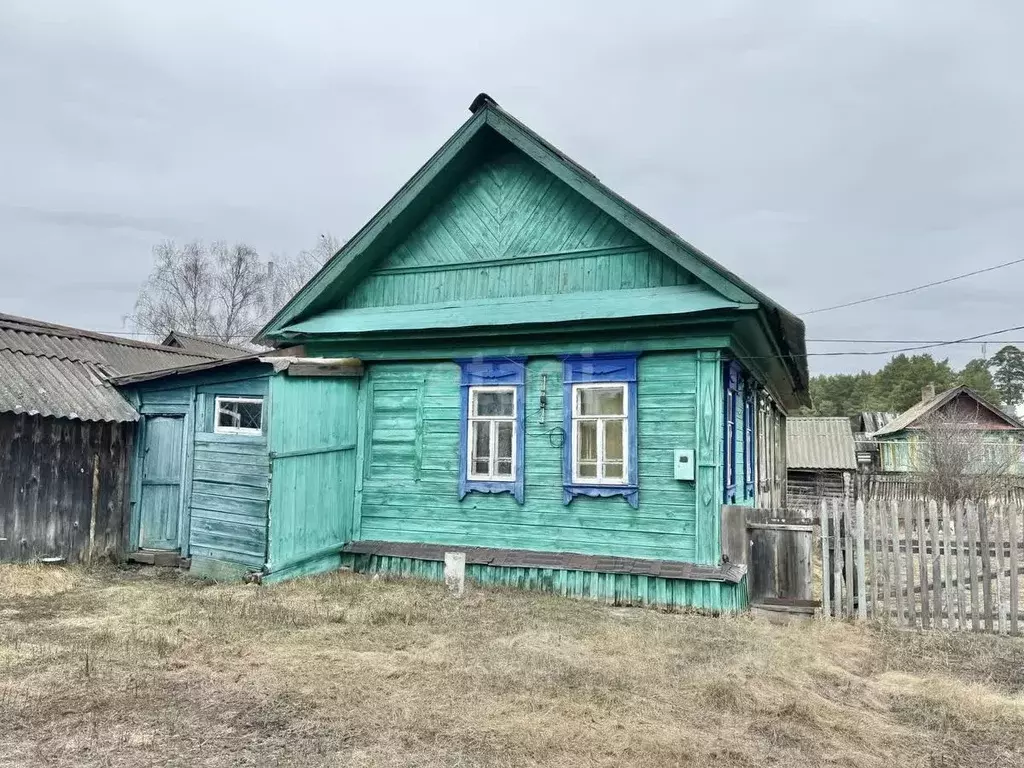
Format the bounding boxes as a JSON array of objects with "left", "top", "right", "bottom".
[
  {"left": 258, "top": 94, "right": 807, "bottom": 400},
  {"left": 872, "top": 385, "right": 1024, "bottom": 437}
]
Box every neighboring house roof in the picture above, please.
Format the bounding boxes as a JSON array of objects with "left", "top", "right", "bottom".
[
  {"left": 258, "top": 92, "right": 808, "bottom": 407},
  {"left": 161, "top": 330, "right": 258, "bottom": 358},
  {"left": 0, "top": 313, "right": 218, "bottom": 422},
  {"left": 787, "top": 417, "right": 858, "bottom": 470},
  {"left": 872, "top": 385, "right": 1024, "bottom": 438}
]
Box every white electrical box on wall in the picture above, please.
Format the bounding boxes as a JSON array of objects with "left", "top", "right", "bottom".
[{"left": 673, "top": 449, "right": 695, "bottom": 481}]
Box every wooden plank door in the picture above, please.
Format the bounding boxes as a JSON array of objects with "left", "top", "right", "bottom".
[{"left": 138, "top": 416, "right": 185, "bottom": 550}]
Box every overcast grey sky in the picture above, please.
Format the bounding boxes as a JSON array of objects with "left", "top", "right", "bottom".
[{"left": 1, "top": 1, "right": 1022, "bottom": 374}]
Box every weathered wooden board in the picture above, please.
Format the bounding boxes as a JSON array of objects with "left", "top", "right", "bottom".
[{"left": 0, "top": 412, "right": 132, "bottom": 563}]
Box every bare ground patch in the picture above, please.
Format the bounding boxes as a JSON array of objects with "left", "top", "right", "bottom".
[{"left": 1, "top": 564, "right": 1022, "bottom": 767}]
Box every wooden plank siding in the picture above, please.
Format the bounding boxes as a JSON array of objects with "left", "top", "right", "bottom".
[
  {"left": 0, "top": 412, "right": 132, "bottom": 563},
  {"left": 342, "top": 148, "right": 698, "bottom": 310},
  {"left": 189, "top": 433, "right": 269, "bottom": 569},
  {"left": 356, "top": 353, "right": 702, "bottom": 564},
  {"left": 127, "top": 369, "right": 272, "bottom": 576},
  {"left": 264, "top": 375, "right": 360, "bottom": 581}
]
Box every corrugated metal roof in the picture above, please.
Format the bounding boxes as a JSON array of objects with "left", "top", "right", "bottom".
[
  {"left": 871, "top": 385, "right": 1024, "bottom": 437},
  {"left": 0, "top": 312, "right": 219, "bottom": 422},
  {"left": 786, "top": 417, "right": 857, "bottom": 470},
  {"left": 161, "top": 330, "right": 261, "bottom": 359}
]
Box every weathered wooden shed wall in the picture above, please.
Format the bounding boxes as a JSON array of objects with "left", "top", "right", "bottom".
[
  {"left": 0, "top": 412, "right": 132, "bottom": 563},
  {"left": 264, "top": 374, "right": 360, "bottom": 581},
  {"left": 126, "top": 367, "right": 272, "bottom": 577}
]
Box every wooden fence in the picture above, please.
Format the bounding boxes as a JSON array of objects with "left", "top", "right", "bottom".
[{"left": 820, "top": 497, "right": 1022, "bottom": 634}]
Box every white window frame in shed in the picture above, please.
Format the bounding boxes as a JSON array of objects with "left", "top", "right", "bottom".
[{"left": 214, "top": 396, "right": 264, "bottom": 436}]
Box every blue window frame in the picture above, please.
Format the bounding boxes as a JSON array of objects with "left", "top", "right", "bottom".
[
  {"left": 724, "top": 361, "right": 740, "bottom": 503},
  {"left": 562, "top": 353, "right": 639, "bottom": 509},
  {"left": 457, "top": 358, "right": 526, "bottom": 503},
  {"left": 743, "top": 387, "right": 755, "bottom": 498}
]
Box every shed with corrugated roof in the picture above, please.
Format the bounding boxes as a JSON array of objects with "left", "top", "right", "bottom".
[
  {"left": 785, "top": 417, "right": 857, "bottom": 509},
  {"left": 0, "top": 313, "right": 219, "bottom": 563}
]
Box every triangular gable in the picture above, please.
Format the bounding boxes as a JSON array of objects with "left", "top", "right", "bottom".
[
  {"left": 257, "top": 94, "right": 807, "bottom": 394},
  {"left": 873, "top": 386, "right": 1024, "bottom": 437},
  {"left": 341, "top": 146, "right": 709, "bottom": 310}
]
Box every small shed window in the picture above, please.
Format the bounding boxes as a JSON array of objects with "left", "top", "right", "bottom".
[
  {"left": 214, "top": 396, "right": 264, "bottom": 435},
  {"left": 561, "top": 354, "right": 639, "bottom": 508}
]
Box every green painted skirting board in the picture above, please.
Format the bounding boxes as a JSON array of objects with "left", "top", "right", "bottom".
[{"left": 340, "top": 553, "right": 749, "bottom": 614}]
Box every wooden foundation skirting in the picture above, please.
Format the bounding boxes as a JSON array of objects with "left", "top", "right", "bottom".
[{"left": 342, "top": 541, "right": 746, "bottom": 584}]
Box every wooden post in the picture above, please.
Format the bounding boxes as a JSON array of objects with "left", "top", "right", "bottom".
[
  {"left": 930, "top": 499, "right": 942, "bottom": 629},
  {"left": 856, "top": 499, "right": 867, "bottom": 621},
  {"left": 88, "top": 452, "right": 100, "bottom": 563},
  {"left": 917, "top": 500, "right": 930, "bottom": 629},
  {"left": 967, "top": 502, "right": 981, "bottom": 632},
  {"left": 943, "top": 500, "right": 954, "bottom": 630},
  {"left": 891, "top": 499, "right": 904, "bottom": 625},
  {"left": 880, "top": 496, "right": 891, "bottom": 622},
  {"left": 955, "top": 501, "right": 967, "bottom": 630},
  {"left": 845, "top": 498, "right": 855, "bottom": 619},
  {"left": 979, "top": 501, "right": 994, "bottom": 633},
  {"left": 903, "top": 499, "right": 916, "bottom": 629},
  {"left": 820, "top": 499, "right": 831, "bottom": 619},
  {"left": 1007, "top": 505, "right": 1015, "bottom": 638},
  {"left": 868, "top": 499, "right": 879, "bottom": 620},
  {"left": 832, "top": 499, "right": 844, "bottom": 618},
  {"left": 994, "top": 502, "right": 1007, "bottom": 635}
]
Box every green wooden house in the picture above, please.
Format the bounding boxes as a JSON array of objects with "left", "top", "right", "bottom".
[
  {"left": 116, "top": 94, "right": 808, "bottom": 610},
  {"left": 872, "top": 385, "right": 1024, "bottom": 474}
]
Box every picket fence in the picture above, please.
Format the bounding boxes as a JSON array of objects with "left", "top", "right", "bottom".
[{"left": 819, "top": 497, "right": 1022, "bottom": 634}]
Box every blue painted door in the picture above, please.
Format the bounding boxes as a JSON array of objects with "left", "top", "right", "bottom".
[{"left": 139, "top": 416, "right": 185, "bottom": 550}]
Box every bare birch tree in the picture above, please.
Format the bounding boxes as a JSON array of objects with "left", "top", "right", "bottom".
[
  {"left": 267, "top": 233, "right": 339, "bottom": 311},
  {"left": 130, "top": 235, "right": 338, "bottom": 344},
  {"left": 917, "top": 402, "right": 1021, "bottom": 502}
]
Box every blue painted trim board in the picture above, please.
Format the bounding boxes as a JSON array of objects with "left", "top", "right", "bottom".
[
  {"left": 724, "top": 360, "right": 741, "bottom": 503},
  {"left": 561, "top": 353, "right": 639, "bottom": 509},
  {"left": 457, "top": 358, "right": 526, "bottom": 504}
]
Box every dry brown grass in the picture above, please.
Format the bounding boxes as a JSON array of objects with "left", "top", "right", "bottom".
[{"left": 1, "top": 564, "right": 1023, "bottom": 767}]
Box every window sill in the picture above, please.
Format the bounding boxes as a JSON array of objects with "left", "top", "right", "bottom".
[
  {"left": 563, "top": 483, "right": 639, "bottom": 509},
  {"left": 460, "top": 479, "right": 524, "bottom": 505}
]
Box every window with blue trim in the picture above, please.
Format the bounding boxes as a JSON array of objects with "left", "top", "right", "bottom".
[
  {"left": 724, "top": 361, "right": 740, "bottom": 503},
  {"left": 743, "top": 387, "right": 754, "bottom": 498},
  {"left": 458, "top": 358, "right": 525, "bottom": 503},
  {"left": 562, "top": 354, "right": 639, "bottom": 508}
]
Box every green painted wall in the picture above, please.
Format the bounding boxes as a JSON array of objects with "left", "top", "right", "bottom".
[
  {"left": 343, "top": 147, "right": 699, "bottom": 310},
  {"left": 357, "top": 352, "right": 703, "bottom": 562},
  {"left": 879, "top": 430, "right": 1024, "bottom": 474},
  {"left": 266, "top": 375, "right": 360, "bottom": 578}
]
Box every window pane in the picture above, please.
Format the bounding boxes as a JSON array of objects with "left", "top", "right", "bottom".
[
  {"left": 577, "top": 461, "right": 598, "bottom": 478},
  {"left": 603, "top": 461, "right": 625, "bottom": 481},
  {"left": 217, "top": 400, "right": 262, "bottom": 431},
  {"left": 496, "top": 421, "right": 514, "bottom": 460},
  {"left": 604, "top": 419, "right": 624, "bottom": 462},
  {"left": 238, "top": 402, "right": 262, "bottom": 430},
  {"left": 496, "top": 459, "right": 513, "bottom": 477},
  {"left": 473, "top": 459, "right": 490, "bottom": 475},
  {"left": 473, "top": 390, "right": 514, "bottom": 417},
  {"left": 472, "top": 421, "right": 491, "bottom": 462},
  {"left": 578, "top": 420, "right": 598, "bottom": 461},
  {"left": 216, "top": 405, "right": 238, "bottom": 428},
  {"left": 578, "top": 386, "right": 625, "bottom": 416}
]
